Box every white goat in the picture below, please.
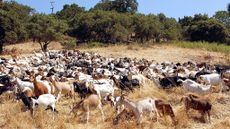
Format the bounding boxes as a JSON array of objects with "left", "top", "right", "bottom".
[
  {"left": 179, "top": 79, "right": 211, "bottom": 95},
  {"left": 14, "top": 77, "right": 34, "bottom": 91},
  {"left": 199, "top": 73, "right": 224, "bottom": 92},
  {"left": 89, "top": 79, "right": 115, "bottom": 100},
  {"left": 117, "top": 96, "right": 158, "bottom": 124},
  {"left": 31, "top": 94, "right": 60, "bottom": 116}
]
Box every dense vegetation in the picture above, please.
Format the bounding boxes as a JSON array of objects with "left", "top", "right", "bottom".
[{"left": 0, "top": 0, "right": 230, "bottom": 52}]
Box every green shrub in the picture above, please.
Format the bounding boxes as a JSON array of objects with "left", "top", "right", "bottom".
[{"left": 62, "top": 39, "right": 76, "bottom": 50}]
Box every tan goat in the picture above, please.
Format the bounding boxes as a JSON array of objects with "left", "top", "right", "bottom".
[
  {"left": 70, "top": 94, "right": 105, "bottom": 123},
  {"left": 50, "top": 76, "right": 74, "bottom": 99}
]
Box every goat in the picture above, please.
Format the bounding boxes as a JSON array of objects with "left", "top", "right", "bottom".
[
  {"left": 70, "top": 94, "right": 105, "bottom": 123},
  {"left": 0, "top": 75, "right": 14, "bottom": 95},
  {"left": 22, "top": 87, "right": 34, "bottom": 97},
  {"left": 87, "top": 79, "right": 115, "bottom": 101},
  {"left": 181, "top": 93, "right": 212, "bottom": 122},
  {"left": 50, "top": 76, "right": 74, "bottom": 99},
  {"left": 198, "top": 73, "right": 224, "bottom": 92},
  {"left": 29, "top": 74, "right": 49, "bottom": 97},
  {"left": 116, "top": 95, "right": 157, "bottom": 124},
  {"left": 31, "top": 94, "right": 60, "bottom": 116},
  {"left": 155, "top": 99, "right": 177, "bottom": 125},
  {"left": 73, "top": 81, "right": 93, "bottom": 99},
  {"left": 178, "top": 79, "right": 211, "bottom": 95},
  {"left": 128, "top": 73, "right": 147, "bottom": 85},
  {"left": 16, "top": 91, "right": 33, "bottom": 113},
  {"left": 13, "top": 77, "right": 34, "bottom": 91},
  {"left": 105, "top": 94, "right": 124, "bottom": 114}
]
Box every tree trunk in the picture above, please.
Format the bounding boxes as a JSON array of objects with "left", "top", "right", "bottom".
[
  {"left": 0, "top": 42, "right": 3, "bottom": 54},
  {"left": 42, "top": 42, "right": 49, "bottom": 52},
  {"left": 39, "top": 41, "right": 50, "bottom": 52}
]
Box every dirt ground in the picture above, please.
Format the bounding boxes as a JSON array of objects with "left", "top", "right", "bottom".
[{"left": 0, "top": 42, "right": 230, "bottom": 129}]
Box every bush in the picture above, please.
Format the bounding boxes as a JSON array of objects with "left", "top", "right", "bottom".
[{"left": 62, "top": 39, "right": 77, "bottom": 50}]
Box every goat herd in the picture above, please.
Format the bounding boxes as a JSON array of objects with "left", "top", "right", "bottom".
[{"left": 0, "top": 50, "right": 230, "bottom": 126}]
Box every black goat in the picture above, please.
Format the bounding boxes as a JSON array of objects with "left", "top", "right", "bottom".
[
  {"left": 73, "top": 82, "right": 93, "bottom": 99},
  {"left": 0, "top": 75, "right": 14, "bottom": 95},
  {"left": 16, "top": 92, "right": 33, "bottom": 110},
  {"left": 159, "top": 76, "right": 184, "bottom": 89}
]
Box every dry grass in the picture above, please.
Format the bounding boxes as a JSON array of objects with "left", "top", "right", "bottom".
[
  {"left": 1, "top": 42, "right": 230, "bottom": 129},
  {"left": 80, "top": 43, "right": 228, "bottom": 65},
  {"left": 3, "top": 42, "right": 229, "bottom": 64},
  {"left": 1, "top": 81, "right": 230, "bottom": 129}
]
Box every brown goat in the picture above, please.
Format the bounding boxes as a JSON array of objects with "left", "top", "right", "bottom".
[
  {"left": 155, "top": 99, "right": 177, "bottom": 125},
  {"left": 23, "top": 88, "right": 34, "bottom": 97},
  {"left": 30, "top": 74, "right": 49, "bottom": 97},
  {"left": 181, "top": 93, "right": 212, "bottom": 122}
]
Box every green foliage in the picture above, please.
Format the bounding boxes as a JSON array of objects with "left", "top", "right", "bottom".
[
  {"left": 68, "top": 11, "right": 133, "bottom": 43},
  {"left": 91, "top": 0, "right": 138, "bottom": 13},
  {"left": 0, "top": 1, "right": 33, "bottom": 43},
  {"left": 213, "top": 11, "right": 230, "bottom": 34},
  {"left": 62, "top": 38, "right": 77, "bottom": 50},
  {"left": 27, "top": 14, "right": 68, "bottom": 51},
  {"left": 228, "top": 3, "right": 230, "bottom": 16},
  {"left": 56, "top": 4, "right": 85, "bottom": 21},
  {"left": 173, "top": 41, "right": 230, "bottom": 54},
  {"left": 91, "top": 0, "right": 114, "bottom": 11},
  {"left": 179, "top": 14, "right": 229, "bottom": 43},
  {"left": 188, "top": 19, "right": 228, "bottom": 42}
]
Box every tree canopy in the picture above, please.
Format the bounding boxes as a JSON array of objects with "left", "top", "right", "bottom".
[
  {"left": 91, "top": 0, "right": 138, "bottom": 13},
  {"left": 28, "top": 14, "right": 68, "bottom": 51}
]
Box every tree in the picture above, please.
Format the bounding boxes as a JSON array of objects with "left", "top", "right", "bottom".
[
  {"left": 179, "top": 16, "right": 193, "bottom": 27},
  {"left": 28, "top": 14, "right": 68, "bottom": 52},
  {"left": 179, "top": 14, "right": 216, "bottom": 41},
  {"left": 228, "top": 3, "right": 230, "bottom": 16},
  {"left": 188, "top": 19, "right": 229, "bottom": 42},
  {"left": 213, "top": 11, "right": 230, "bottom": 26},
  {"left": 0, "top": 1, "right": 33, "bottom": 53},
  {"left": 0, "top": 26, "right": 5, "bottom": 53},
  {"left": 132, "top": 14, "right": 162, "bottom": 43},
  {"left": 92, "top": 0, "right": 138, "bottom": 13},
  {"left": 56, "top": 4, "right": 85, "bottom": 21},
  {"left": 192, "top": 14, "right": 209, "bottom": 22},
  {"left": 113, "top": 0, "right": 138, "bottom": 13},
  {"left": 161, "top": 18, "right": 181, "bottom": 41},
  {"left": 91, "top": 0, "right": 114, "bottom": 11}
]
